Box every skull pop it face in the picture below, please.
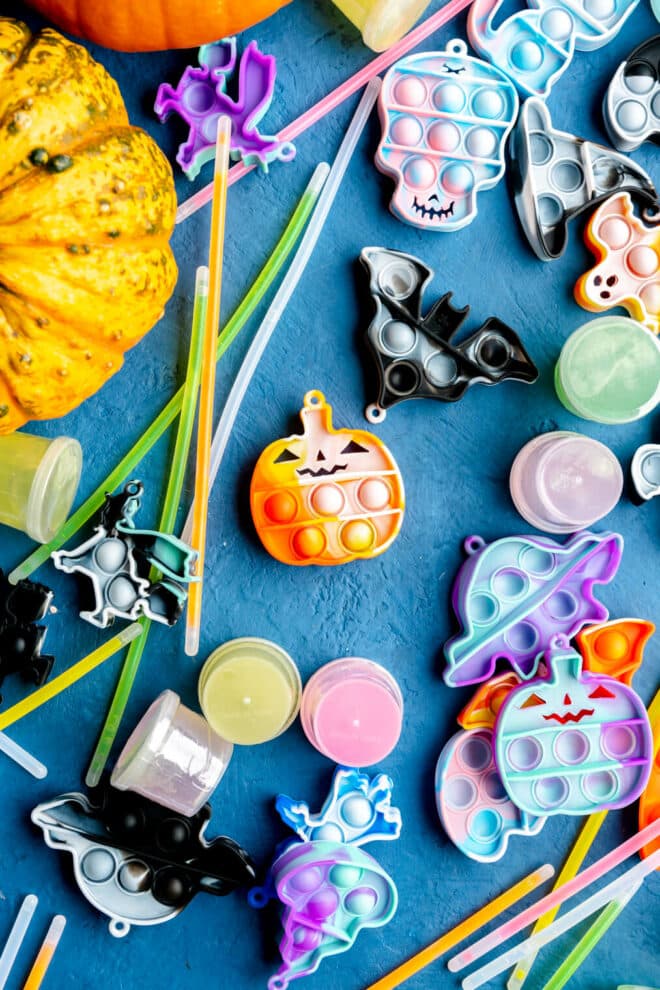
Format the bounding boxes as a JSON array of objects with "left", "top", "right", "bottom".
[
  {"left": 494, "top": 637, "right": 653, "bottom": 817},
  {"left": 575, "top": 193, "right": 660, "bottom": 335},
  {"left": 510, "top": 97, "right": 657, "bottom": 261},
  {"left": 469, "top": 0, "right": 640, "bottom": 99},
  {"left": 250, "top": 391, "right": 405, "bottom": 566},
  {"left": 443, "top": 530, "right": 623, "bottom": 688},
  {"left": 604, "top": 36, "right": 660, "bottom": 153},
  {"left": 375, "top": 39, "right": 518, "bottom": 232}
]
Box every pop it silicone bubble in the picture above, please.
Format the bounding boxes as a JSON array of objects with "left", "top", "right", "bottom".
[
  {"left": 575, "top": 193, "right": 660, "bottom": 335},
  {"left": 510, "top": 97, "right": 657, "bottom": 261},
  {"left": 443, "top": 530, "right": 623, "bottom": 688},
  {"left": 631, "top": 443, "right": 660, "bottom": 501},
  {"left": 435, "top": 728, "right": 546, "bottom": 862},
  {"left": 250, "top": 391, "right": 405, "bottom": 566},
  {"left": 360, "top": 247, "right": 538, "bottom": 422},
  {"left": 375, "top": 39, "right": 518, "bottom": 232},
  {"left": 494, "top": 636, "right": 653, "bottom": 817},
  {"left": 469, "top": 0, "right": 640, "bottom": 99},
  {"left": 604, "top": 36, "right": 660, "bottom": 152},
  {"left": 577, "top": 618, "right": 655, "bottom": 687}
]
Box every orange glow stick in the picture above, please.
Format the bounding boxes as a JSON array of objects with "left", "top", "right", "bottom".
[{"left": 21, "top": 915, "right": 65, "bottom": 990}]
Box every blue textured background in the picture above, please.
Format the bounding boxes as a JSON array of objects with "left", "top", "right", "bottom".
[{"left": 1, "top": 2, "right": 658, "bottom": 988}]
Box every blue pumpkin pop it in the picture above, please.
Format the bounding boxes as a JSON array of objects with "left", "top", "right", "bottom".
[
  {"left": 604, "top": 36, "right": 660, "bottom": 153},
  {"left": 443, "top": 530, "right": 623, "bottom": 688},
  {"left": 375, "top": 39, "right": 518, "bottom": 232},
  {"left": 494, "top": 636, "right": 653, "bottom": 817},
  {"left": 468, "top": 0, "right": 640, "bottom": 99},
  {"left": 435, "top": 728, "right": 545, "bottom": 862}
]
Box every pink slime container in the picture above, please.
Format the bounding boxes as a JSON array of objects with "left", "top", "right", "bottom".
[{"left": 301, "top": 658, "right": 403, "bottom": 766}]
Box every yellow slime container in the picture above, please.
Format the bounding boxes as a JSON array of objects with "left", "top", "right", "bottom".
[{"left": 331, "top": 0, "right": 431, "bottom": 51}]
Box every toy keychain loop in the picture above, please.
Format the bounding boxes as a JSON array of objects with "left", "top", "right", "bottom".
[{"left": 464, "top": 535, "right": 486, "bottom": 555}]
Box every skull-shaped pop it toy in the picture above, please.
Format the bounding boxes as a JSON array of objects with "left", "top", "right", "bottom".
[
  {"left": 443, "top": 530, "right": 623, "bottom": 688},
  {"left": 250, "top": 391, "right": 405, "bottom": 565},
  {"left": 494, "top": 636, "right": 653, "bottom": 817},
  {"left": 360, "top": 247, "right": 538, "bottom": 422},
  {"left": 604, "top": 36, "right": 660, "bottom": 152},
  {"left": 575, "top": 193, "right": 660, "bottom": 335},
  {"left": 469, "top": 0, "right": 640, "bottom": 99},
  {"left": 631, "top": 443, "right": 660, "bottom": 501},
  {"left": 375, "top": 39, "right": 518, "bottom": 232},
  {"left": 510, "top": 97, "right": 657, "bottom": 260}
]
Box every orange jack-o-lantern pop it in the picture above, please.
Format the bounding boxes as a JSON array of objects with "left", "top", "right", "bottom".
[{"left": 250, "top": 391, "right": 405, "bottom": 565}]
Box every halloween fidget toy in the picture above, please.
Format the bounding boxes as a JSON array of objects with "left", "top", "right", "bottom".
[
  {"left": 468, "top": 0, "right": 640, "bottom": 99},
  {"left": 375, "top": 39, "right": 518, "bottom": 232},
  {"left": 250, "top": 768, "right": 399, "bottom": 989},
  {"left": 443, "top": 530, "right": 623, "bottom": 688},
  {"left": 154, "top": 37, "right": 295, "bottom": 179},
  {"left": 0, "top": 569, "right": 54, "bottom": 702},
  {"left": 631, "top": 443, "right": 660, "bottom": 501},
  {"left": 360, "top": 247, "right": 538, "bottom": 422},
  {"left": 575, "top": 193, "right": 660, "bottom": 335},
  {"left": 604, "top": 36, "right": 660, "bottom": 153},
  {"left": 509, "top": 97, "right": 657, "bottom": 261},
  {"left": 32, "top": 781, "right": 255, "bottom": 937},
  {"left": 250, "top": 391, "right": 404, "bottom": 566},
  {"left": 494, "top": 636, "right": 653, "bottom": 817},
  {"left": 52, "top": 481, "right": 197, "bottom": 628}
]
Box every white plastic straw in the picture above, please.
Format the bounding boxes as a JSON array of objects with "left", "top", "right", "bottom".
[
  {"left": 181, "top": 78, "right": 381, "bottom": 543},
  {"left": 0, "top": 733, "right": 47, "bottom": 779},
  {"left": 461, "top": 848, "right": 660, "bottom": 990},
  {"left": 0, "top": 895, "right": 38, "bottom": 990}
]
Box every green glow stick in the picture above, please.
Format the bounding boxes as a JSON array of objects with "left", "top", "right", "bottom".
[
  {"left": 8, "top": 168, "right": 324, "bottom": 586},
  {"left": 85, "top": 265, "right": 209, "bottom": 788}
]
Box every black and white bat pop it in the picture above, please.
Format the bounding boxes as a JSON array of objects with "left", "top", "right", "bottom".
[
  {"left": 0, "top": 569, "right": 55, "bottom": 702},
  {"left": 510, "top": 97, "right": 658, "bottom": 261},
  {"left": 359, "top": 247, "right": 538, "bottom": 422},
  {"left": 604, "top": 36, "right": 660, "bottom": 153}
]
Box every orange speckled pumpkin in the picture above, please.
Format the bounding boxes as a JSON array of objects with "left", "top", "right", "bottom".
[
  {"left": 24, "top": 0, "right": 291, "bottom": 52},
  {"left": 0, "top": 19, "right": 177, "bottom": 435}
]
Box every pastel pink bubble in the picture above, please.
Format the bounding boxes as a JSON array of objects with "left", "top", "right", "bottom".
[
  {"left": 441, "top": 163, "right": 474, "bottom": 195},
  {"left": 290, "top": 867, "right": 323, "bottom": 892},
  {"left": 640, "top": 282, "right": 660, "bottom": 315},
  {"left": 427, "top": 120, "right": 461, "bottom": 153},
  {"left": 390, "top": 114, "right": 424, "bottom": 147},
  {"left": 403, "top": 155, "right": 436, "bottom": 190},
  {"left": 292, "top": 926, "right": 323, "bottom": 951},
  {"left": 357, "top": 478, "right": 391, "bottom": 511},
  {"left": 311, "top": 483, "right": 345, "bottom": 516},
  {"left": 627, "top": 245, "right": 658, "bottom": 278},
  {"left": 393, "top": 75, "right": 427, "bottom": 108},
  {"left": 598, "top": 217, "right": 630, "bottom": 249}
]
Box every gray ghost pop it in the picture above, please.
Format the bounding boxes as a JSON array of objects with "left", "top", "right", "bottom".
[
  {"left": 604, "top": 36, "right": 660, "bottom": 152},
  {"left": 510, "top": 97, "right": 658, "bottom": 260},
  {"left": 631, "top": 443, "right": 660, "bottom": 501}
]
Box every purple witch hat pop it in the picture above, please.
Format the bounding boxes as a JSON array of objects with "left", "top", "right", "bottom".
[
  {"left": 494, "top": 636, "right": 653, "bottom": 817},
  {"left": 443, "top": 530, "right": 623, "bottom": 688}
]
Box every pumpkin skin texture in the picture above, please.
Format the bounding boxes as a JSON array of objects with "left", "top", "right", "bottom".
[
  {"left": 24, "top": 0, "right": 292, "bottom": 52},
  {"left": 0, "top": 21, "right": 177, "bottom": 434}
]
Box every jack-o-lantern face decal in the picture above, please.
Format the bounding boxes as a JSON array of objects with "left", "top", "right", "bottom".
[
  {"left": 494, "top": 637, "right": 652, "bottom": 817},
  {"left": 250, "top": 391, "right": 405, "bottom": 566}
]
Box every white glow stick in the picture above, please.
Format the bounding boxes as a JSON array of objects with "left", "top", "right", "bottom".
[
  {"left": 0, "top": 732, "right": 47, "bottom": 779},
  {"left": 0, "top": 895, "right": 38, "bottom": 990}
]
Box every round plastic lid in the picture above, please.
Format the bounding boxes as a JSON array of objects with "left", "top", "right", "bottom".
[
  {"left": 555, "top": 317, "right": 660, "bottom": 424},
  {"left": 363, "top": 0, "right": 431, "bottom": 51},
  {"left": 26, "top": 436, "right": 82, "bottom": 543}
]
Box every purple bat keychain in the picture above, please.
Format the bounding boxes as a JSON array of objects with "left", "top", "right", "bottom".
[{"left": 155, "top": 37, "right": 296, "bottom": 179}]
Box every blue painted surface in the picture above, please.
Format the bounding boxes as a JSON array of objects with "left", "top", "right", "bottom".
[{"left": 0, "top": 2, "right": 658, "bottom": 989}]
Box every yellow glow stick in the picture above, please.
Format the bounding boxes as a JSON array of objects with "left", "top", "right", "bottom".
[
  {"left": 0, "top": 624, "right": 141, "bottom": 731},
  {"left": 185, "top": 115, "right": 231, "bottom": 657},
  {"left": 21, "top": 915, "right": 65, "bottom": 990},
  {"left": 363, "top": 864, "right": 554, "bottom": 990}
]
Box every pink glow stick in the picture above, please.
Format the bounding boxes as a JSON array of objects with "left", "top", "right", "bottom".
[
  {"left": 175, "top": 0, "right": 476, "bottom": 223},
  {"left": 448, "top": 816, "right": 660, "bottom": 972}
]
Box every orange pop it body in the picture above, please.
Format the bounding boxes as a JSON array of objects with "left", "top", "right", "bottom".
[
  {"left": 577, "top": 618, "right": 655, "bottom": 687},
  {"left": 250, "top": 391, "right": 405, "bottom": 566},
  {"left": 575, "top": 192, "right": 660, "bottom": 335},
  {"left": 639, "top": 716, "right": 660, "bottom": 865}
]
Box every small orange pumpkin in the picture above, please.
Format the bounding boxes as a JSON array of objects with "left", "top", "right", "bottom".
[
  {"left": 24, "top": 0, "right": 291, "bottom": 52},
  {"left": 0, "top": 19, "right": 177, "bottom": 434}
]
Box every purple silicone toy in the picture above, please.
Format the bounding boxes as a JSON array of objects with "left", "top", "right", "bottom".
[
  {"left": 154, "top": 37, "right": 296, "bottom": 179},
  {"left": 443, "top": 530, "right": 623, "bottom": 688}
]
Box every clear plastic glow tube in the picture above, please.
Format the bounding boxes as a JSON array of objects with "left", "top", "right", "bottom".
[
  {"left": 22, "top": 915, "right": 66, "bottom": 990},
  {"left": 181, "top": 79, "right": 380, "bottom": 543},
  {"left": 0, "top": 733, "right": 47, "bottom": 779},
  {"left": 0, "top": 895, "right": 38, "bottom": 990}
]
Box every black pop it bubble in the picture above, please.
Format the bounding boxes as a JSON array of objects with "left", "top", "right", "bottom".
[
  {"left": 32, "top": 781, "right": 256, "bottom": 936},
  {"left": 359, "top": 247, "right": 538, "bottom": 422},
  {"left": 0, "top": 568, "right": 54, "bottom": 703}
]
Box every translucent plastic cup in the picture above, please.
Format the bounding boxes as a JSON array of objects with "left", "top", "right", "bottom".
[
  {"left": 330, "top": 0, "right": 431, "bottom": 51},
  {"left": 111, "top": 690, "right": 233, "bottom": 816},
  {"left": 0, "top": 432, "right": 82, "bottom": 543}
]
